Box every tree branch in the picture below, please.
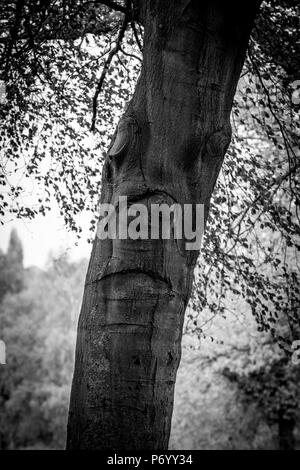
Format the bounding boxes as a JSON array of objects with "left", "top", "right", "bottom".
[
  {"left": 91, "top": 5, "right": 129, "bottom": 131},
  {"left": 131, "top": 20, "right": 143, "bottom": 52}
]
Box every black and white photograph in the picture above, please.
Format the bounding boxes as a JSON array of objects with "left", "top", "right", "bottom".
[{"left": 0, "top": 0, "right": 299, "bottom": 456}]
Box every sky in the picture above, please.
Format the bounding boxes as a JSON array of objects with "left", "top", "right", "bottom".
[{"left": 0, "top": 204, "right": 92, "bottom": 268}]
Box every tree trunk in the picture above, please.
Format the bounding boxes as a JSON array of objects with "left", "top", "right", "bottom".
[{"left": 67, "top": 0, "right": 261, "bottom": 450}]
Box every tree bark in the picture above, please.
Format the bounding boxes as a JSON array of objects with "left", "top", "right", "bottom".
[{"left": 67, "top": 0, "right": 261, "bottom": 450}]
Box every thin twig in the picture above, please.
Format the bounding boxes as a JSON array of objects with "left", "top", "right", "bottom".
[
  {"left": 131, "top": 20, "right": 143, "bottom": 52},
  {"left": 119, "top": 45, "right": 142, "bottom": 63}
]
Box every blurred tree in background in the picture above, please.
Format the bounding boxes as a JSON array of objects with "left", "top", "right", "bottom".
[
  {"left": 0, "top": 229, "right": 24, "bottom": 302},
  {"left": 0, "top": 231, "right": 87, "bottom": 449},
  {"left": 223, "top": 357, "right": 300, "bottom": 450}
]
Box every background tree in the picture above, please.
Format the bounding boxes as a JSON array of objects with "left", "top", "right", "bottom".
[
  {"left": 0, "top": 228, "right": 23, "bottom": 302},
  {"left": 0, "top": 237, "right": 87, "bottom": 449},
  {"left": 223, "top": 357, "right": 300, "bottom": 450}
]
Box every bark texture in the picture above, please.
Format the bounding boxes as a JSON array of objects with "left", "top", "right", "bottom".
[{"left": 67, "top": 0, "right": 261, "bottom": 450}]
